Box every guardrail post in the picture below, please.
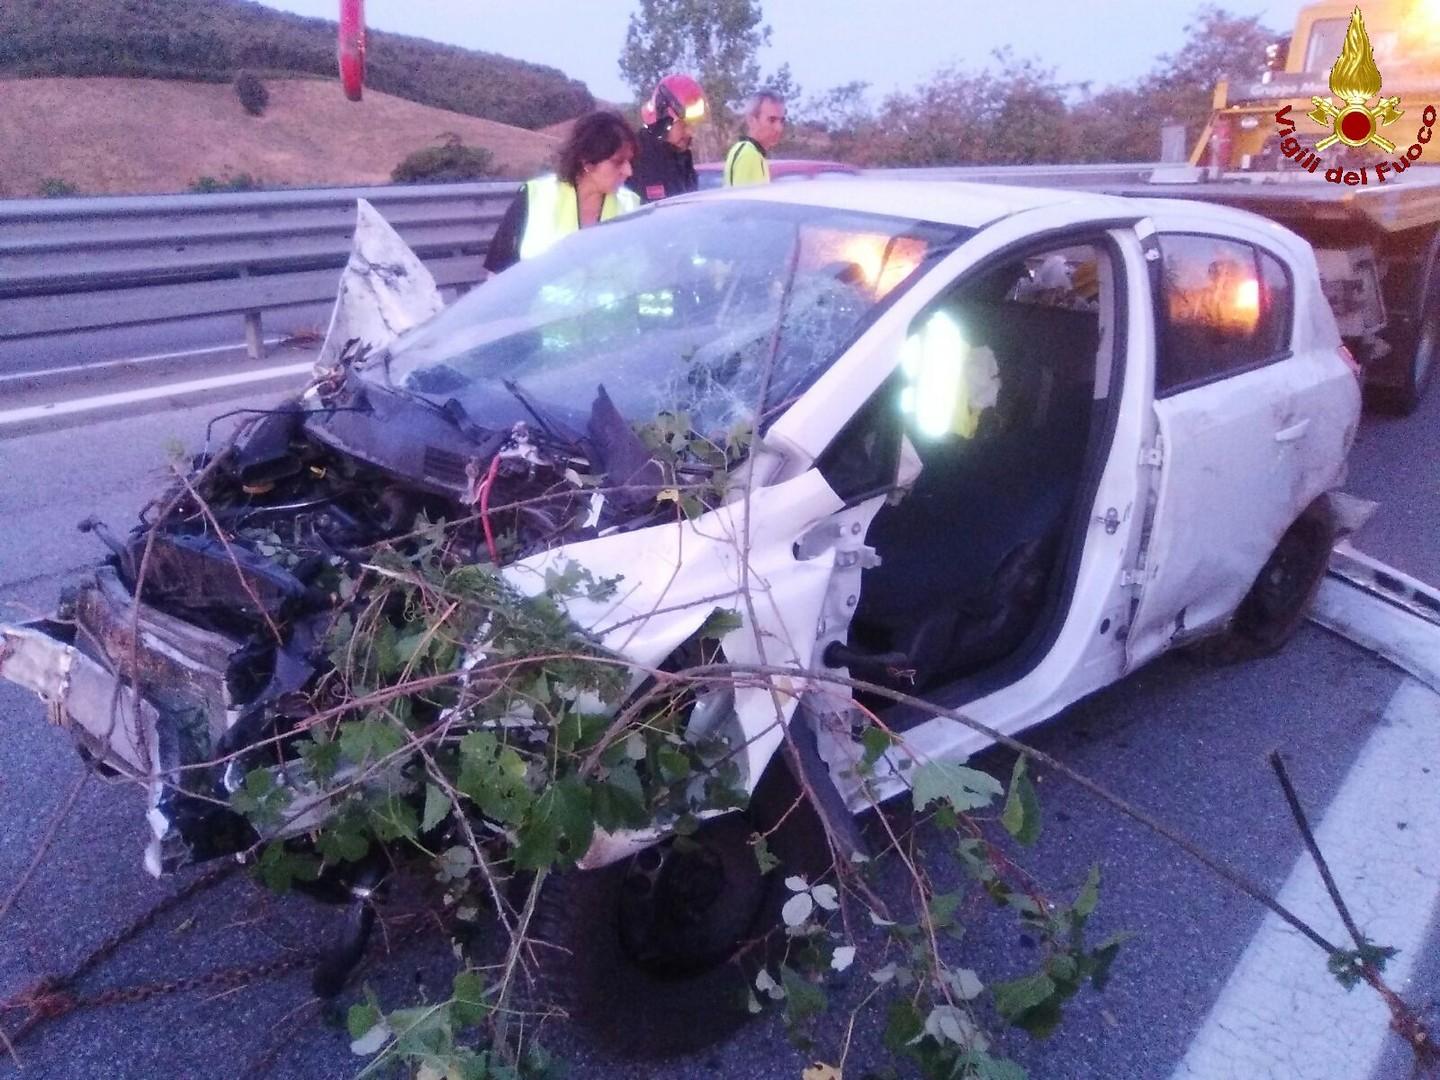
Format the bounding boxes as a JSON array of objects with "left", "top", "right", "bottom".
[{"left": 244, "top": 311, "right": 265, "bottom": 360}]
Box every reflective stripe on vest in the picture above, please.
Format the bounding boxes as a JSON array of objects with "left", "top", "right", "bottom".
[{"left": 518, "top": 177, "right": 641, "bottom": 261}]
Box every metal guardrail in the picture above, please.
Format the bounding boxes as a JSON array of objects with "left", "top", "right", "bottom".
[
  {"left": 863, "top": 162, "right": 1165, "bottom": 186},
  {"left": 0, "top": 166, "right": 1166, "bottom": 372},
  {"left": 0, "top": 181, "right": 518, "bottom": 363}
]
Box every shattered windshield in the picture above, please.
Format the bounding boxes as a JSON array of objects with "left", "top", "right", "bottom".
[{"left": 379, "top": 200, "right": 963, "bottom": 436}]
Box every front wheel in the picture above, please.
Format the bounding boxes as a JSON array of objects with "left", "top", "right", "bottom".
[
  {"left": 534, "top": 816, "right": 770, "bottom": 1057},
  {"left": 534, "top": 767, "right": 827, "bottom": 1057}
]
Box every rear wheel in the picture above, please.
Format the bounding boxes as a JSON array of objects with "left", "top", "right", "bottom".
[{"left": 1187, "top": 500, "right": 1335, "bottom": 664}]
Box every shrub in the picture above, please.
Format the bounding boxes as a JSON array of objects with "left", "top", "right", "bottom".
[
  {"left": 37, "top": 177, "right": 79, "bottom": 198},
  {"left": 190, "top": 173, "right": 263, "bottom": 193},
  {"left": 392, "top": 136, "right": 498, "bottom": 184},
  {"left": 233, "top": 69, "right": 269, "bottom": 115}
]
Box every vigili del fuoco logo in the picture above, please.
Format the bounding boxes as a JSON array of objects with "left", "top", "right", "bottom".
[{"left": 1272, "top": 5, "right": 1435, "bottom": 184}]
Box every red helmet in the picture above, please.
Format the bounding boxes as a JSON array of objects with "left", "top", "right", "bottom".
[{"left": 641, "top": 74, "right": 708, "bottom": 128}]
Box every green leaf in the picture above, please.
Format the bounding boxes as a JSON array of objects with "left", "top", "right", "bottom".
[
  {"left": 370, "top": 620, "right": 401, "bottom": 678},
  {"left": 229, "top": 767, "right": 292, "bottom": 828},
  {"left": 779, "top": 965, "right": 827, "bottom": 1028},
  {"left": 338, "top": 717, "right": 407, "bottom": 766},
  {"left": 1087, "top": 934, "right": 1127, "bottom": 991},
  {"left": 1001, "top": 756, "right": 1042, "bottom": 846},
  {"left": 347, "top": 1001, "right": 382, "bottom": 1040},
  {"left": 911, "top": 761, "right": 1004, "bottom": 814},
  {"left": 457, "top": 732, "right": 534, "bottom": 825},
  {"left": 883, "top": 999, "right": 924, "bottom": 1055},
  {"left": 697, "top": 607, "right": 744, "bottom": 639},
  {"left": 297, "top": 734, "right": 341, "bottom": 781},
  {"left": 928, "top": 890, "right": 962, "bottom": 930},
  {"left": 368, "top": 793, "right": 420, "bottom": 843},
  {"left": 657, "top": 745, "right": 692, "bottom": 782},
  {"left": 964, "top": 1051, "right": 1029, "bottom": 1080},
  {"left": 859, "top": 725, "right": 895, "bottom": 771},
  {"left": 316, "top": 815, "right": 371, "bottom": 863},
  {"left": 450, "top": 970, "right": 488, "bottom": 1028},
  {"left": 1075, "top": 863, "right": 1101, "bottom": 918},
  {"left": 436, "top": 845, "right": 475, "bottom": 883},
  {"left": 1326, "top": 937, "right": 1398, "bottom": 989},
  {"left": 395, "top": 628, "right": 430, "bottom": 665},
  {"left": 255, "top": 844, "right": 321, "bottom": 893},
  {"left": 1048, "top": 953, "right": 1079, "bottom": 985},
  {"left": 592, "top": 765, "right": 650, "bottom": 831},
  {"left": 753, "top": 834, "right": 780, "bottom": 873},
  {"left": 992, "top": 970, "right": 1057, "bottom": 1024},
  {"left": 513, "top": 778, "right": 594, "bottom": 870},
  {"left": 422, "top": 783, "right": 452, "bottom": 833}
]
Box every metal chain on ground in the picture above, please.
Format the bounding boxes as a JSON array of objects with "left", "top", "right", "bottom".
[
  {"left": 1, "top": 870, "right": 438, "bottom": 1060},
  {"left": 0, "top": 862, "right": 239, "bottom": 1048}
]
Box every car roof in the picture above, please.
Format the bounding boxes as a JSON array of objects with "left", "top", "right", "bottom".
[
  {"left": 680, "top": 178, "right": 1089, "bottom": 227},
  {"left": 677, "top": 178, "right": 1304, "bottom": 248}
]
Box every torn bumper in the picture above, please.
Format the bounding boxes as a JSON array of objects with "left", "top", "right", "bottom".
[
  {"left": 0, "top": 571, "right": 256, "bottom": 876},
  {"left": 0, "top": 619, "right": 161, "bottom": 777}
]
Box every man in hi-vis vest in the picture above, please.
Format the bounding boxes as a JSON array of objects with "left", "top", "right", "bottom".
[
  {"left": 484, "top": 112, "right": 642, "bottom": 276},
  {"left": 724, "top": 91, "right": 786, "bottom": 186}
]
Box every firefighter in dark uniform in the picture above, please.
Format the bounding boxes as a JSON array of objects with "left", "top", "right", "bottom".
[{"left": 626, "top": 74, "right": 708, "bottom": 204}]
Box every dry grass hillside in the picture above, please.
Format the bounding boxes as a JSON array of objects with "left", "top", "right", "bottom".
[{"left": 0, "top": 77, "right": 561, "bottom": 197}]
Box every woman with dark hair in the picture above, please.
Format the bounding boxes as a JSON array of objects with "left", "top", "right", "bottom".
[{"left": 483, "top": 111, "right": 642, "bottom": 275}]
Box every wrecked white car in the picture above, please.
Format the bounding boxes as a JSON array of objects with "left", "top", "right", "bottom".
[{"left": 0, "top": 181, "right": 1358, "bottom": 1034}]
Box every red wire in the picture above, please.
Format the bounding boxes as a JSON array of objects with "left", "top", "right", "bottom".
[{"left": 478, "top": 454, "right": 502, "bottom": 564}]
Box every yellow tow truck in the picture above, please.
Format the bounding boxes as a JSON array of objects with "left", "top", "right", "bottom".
[{"left": 1156, "top": 1, "right": 1440, "bottom": 411}]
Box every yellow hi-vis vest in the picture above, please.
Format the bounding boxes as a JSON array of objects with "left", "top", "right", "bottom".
[
  {"left": 517, "top": 176, "right": 641, "bottom": 261},
  {"left": 723, "top": 139, "right": 770, "bottom": 186}
]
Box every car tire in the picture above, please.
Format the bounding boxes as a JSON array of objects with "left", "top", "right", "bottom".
[
  {"left": 533, "top": 762, "right": 826, "bottom": 1058},
  {"left": 1370, "top": 273, "right": 1440, "bottom": 416},
  {"left": 1186, "top": 499, "right": 1336, "bottom": 665}
]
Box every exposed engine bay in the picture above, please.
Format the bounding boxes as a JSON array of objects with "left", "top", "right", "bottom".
[{"left": 41, "top": 361, "right": 748, "bottom": 874}]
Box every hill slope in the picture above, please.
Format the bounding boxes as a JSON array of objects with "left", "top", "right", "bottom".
[
  {"left": 0, "top": 78, "right": 559, "bottom": 197},
  {"left": 0, "top": 0, "right": 592, "bottom": 130}
]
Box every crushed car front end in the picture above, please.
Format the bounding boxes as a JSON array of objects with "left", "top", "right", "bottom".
[{"left": 0, "top": 193, "right": 965, "bottom": 878}]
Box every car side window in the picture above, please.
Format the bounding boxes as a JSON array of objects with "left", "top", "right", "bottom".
[{"left": 1156, "top": 234, "right": 1293, "bottom": 396}]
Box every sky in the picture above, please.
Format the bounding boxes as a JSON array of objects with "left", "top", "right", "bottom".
[{"left": 257, "top": 0, "right": 1313, "bottom": 106}]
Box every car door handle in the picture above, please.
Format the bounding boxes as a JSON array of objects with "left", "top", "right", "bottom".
[{"left": 1275, "top": 418, "right": 1311, "bottom": 443}]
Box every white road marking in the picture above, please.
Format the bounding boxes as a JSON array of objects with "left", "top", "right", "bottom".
[
  {"left": 0, "top": 338, "right": 289, "bottom": 386},
  {"left": 1171, "top": 678, "right": 1440, "bottom": 1080},
  {"left": 0, "top": 362, "right": 312, "bottom": 429}
]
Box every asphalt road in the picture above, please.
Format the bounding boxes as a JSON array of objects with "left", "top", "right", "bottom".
[{"left": 0, "top": 383, "right": 1436, "bottom": 1079}]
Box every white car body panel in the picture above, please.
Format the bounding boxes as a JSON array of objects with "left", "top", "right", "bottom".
[
  {"left": 511, "top": 183, "right": 1360, "bottom": 853},
  {"left": 1123, "top": 206, "right": 1360, "bottom": 665}
]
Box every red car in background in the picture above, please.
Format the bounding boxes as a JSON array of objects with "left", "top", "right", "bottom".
[{"left": 695, "top": 159, "right": 862, "bottom": 190}]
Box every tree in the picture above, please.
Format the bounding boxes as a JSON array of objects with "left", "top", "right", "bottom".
[
  {"left": 618, "top": 0, "right": 791, "bottom": 154},
  {"left": 793, "top": 80, "right": 876, "bottom": 162},
  {"left": 1071, "top": 5, "right": 1277, "bottom": 161},
  {"left": 233, "top": 69, "right": 269, "bottom": 116},
  {"left": 392, "top": 135, "right": 498, "bottom": 184},
  {"left": 861, "top": 50, "right": 1078, "bottom": 167}
]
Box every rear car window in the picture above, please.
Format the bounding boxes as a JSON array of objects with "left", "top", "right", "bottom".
[{"left": 1156, "top": 234, "right": 1292, "bottom": 396}]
